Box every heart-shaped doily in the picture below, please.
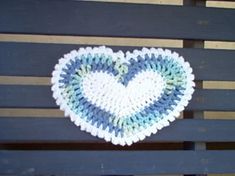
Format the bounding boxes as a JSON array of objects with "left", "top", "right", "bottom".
[{"left": 51, "top": 46, "right": 195, "bottom": 145}]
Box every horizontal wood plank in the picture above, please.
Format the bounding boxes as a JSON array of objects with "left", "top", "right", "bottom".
[
  {"left": 0, "top": 118, "right": 234, "bottom": 142},
  {"left": 1, "top": 42, "right": 235, "bottom": 81},
  {"left": 0, "top": 1, "right": 235, "bottom": 41},
  {"left": 0, "top": 85, "right": 235, "bottom": 111},
  {"left": 0, "top": 150, "right": 235, "bottom": 175},
  {"left": 0, "top": 34, "right": 183, "bottom": 47}
]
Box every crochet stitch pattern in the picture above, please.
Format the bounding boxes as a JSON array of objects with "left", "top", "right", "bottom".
[{"left": 51, "top": 46, "right": 195, "bottom": 146}]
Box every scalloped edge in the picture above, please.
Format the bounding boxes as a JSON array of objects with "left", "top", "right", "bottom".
[{"left": 51, "top": 46, "right": 195, "bottom": 146}]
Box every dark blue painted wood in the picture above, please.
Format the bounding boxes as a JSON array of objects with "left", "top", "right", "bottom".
[
  {"left": 1, "top": 42, "right": 235, "bottom": 81},
  {"left": 1, "top": 150, "right": 235, "bottom": 175},
  {"left": 0, "top": 1, "right": 234, "bottom": 176},
  {"left": 0, "top": 118, "right": 234, "bottom": 142},
  {"left": 0, "top": 1, "right": 235, "bottom": 41},
  {"left": 0, "top": 85, "right": 235, "bottom": 111}
]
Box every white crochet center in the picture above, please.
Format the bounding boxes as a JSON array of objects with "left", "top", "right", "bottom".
[{"left": 82, "top": 70, "right": 165, "bottom": 118}]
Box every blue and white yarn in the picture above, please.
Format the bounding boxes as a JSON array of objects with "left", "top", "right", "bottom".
[{"left": 51, "top": 46, "right": 195, "bottom": 146}]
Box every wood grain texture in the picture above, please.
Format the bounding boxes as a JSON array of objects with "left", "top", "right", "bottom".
[
  {"left": 0, "top": 34, "right": 183, "bottom": 47},
  {"left": 0, "top": 108, "right": 64, "bottom": 117},
  {"left": 0, "top": 118, "right": 234, "bottom": 142},
  {"left": 204, "top": 81, "right": 235, "bottom": 90},
  {"left": 205, "top": 111, "right": 235, "bottom": 120},
  {"left": 0, "top": 1, "right": 235, "bottom": 41},
  {"left": 89, "top": 0, "right": 183, "bottom": 5},
  {"left": 205, "top": 41, "right": 235, "bottom": 50},
  {"left": 206, "top": 1, "right": 235, "bottom": 9},
  {"left": 1, "top": 42, "right": 235, "bottom": 81},
  {"left": 0, "top": 76, "right": 50, "bottom": 85},
  {"left": 0, "top": 150, "right": 235, "bottom": 175}
]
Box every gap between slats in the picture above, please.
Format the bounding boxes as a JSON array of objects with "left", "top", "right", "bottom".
[
  {"left": 1, "top": 76, "right": 235, "bottom": 90},
  {"left": 1, "top": 142, "right": 235, "bottom": 151},
  {"left": 86, "top": 0, "right": 235, "bottom": 9},
  {"left": 0, "top": 34, "right": 183, "bottom": 48},
  {"left": 89, "top": 0, "right": 235, "bottom": 9},
  {"left": 87, "top": 0, "right": 183, "bottom": 5},
  {"left": 0, "top": 142, "right": 184, "bottom": 151},
  {"left": 206, "top": 1, "right": 235, "bottom": 9},
  {"left": 1, "top": 34, "right": 235, "bottom": 50},
  {"left": 0, "top": 108, "right": 234, "bottom": 120}
]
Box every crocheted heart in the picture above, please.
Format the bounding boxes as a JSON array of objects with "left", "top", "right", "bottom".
[{"left": 51, "top": 46, "right": 195, "bottom": 146}]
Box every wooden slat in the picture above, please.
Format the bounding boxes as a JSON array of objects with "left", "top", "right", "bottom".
[
  {"left": 0, "top": 108, "right": 64, "bottom": 117},
  {"left": 0, "top": 76, "right": 50, "bottom": 85},
  {"left": 0, "top": 85, "right": 235, "bottom": 111},
  {"left": 0, "top": 34, "right": 183, "bottom": 47},
  {"left": 0, "top": 1, "right": 235, "bottom": 41},
  {"left": 0, "top": 150, "right": 235, "bottom": 175},
  {"left": 90, "top": 0, "right": 183, "bottom": 5},
  {"left": 205, "top": 111, "right": 235, "bottom": 120},
  {"left": 0, "top": 118, "right": 234, "bottom": 142},
  {"left": 205, "top": 41, "right": 235, "bottom": 50},
  {"left": 1, "top": 43, "right": 235, "bottom": 81},
  {"left": 203, "top": 81, "right": 235, "bottom": 90},
  {"left": 206, "top": 1, "right": 235, "bottom": 9}
]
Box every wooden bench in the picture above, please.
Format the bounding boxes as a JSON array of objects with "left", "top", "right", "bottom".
[{"left": 0, "top": 0, "right": 235, "bottom": 175}]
